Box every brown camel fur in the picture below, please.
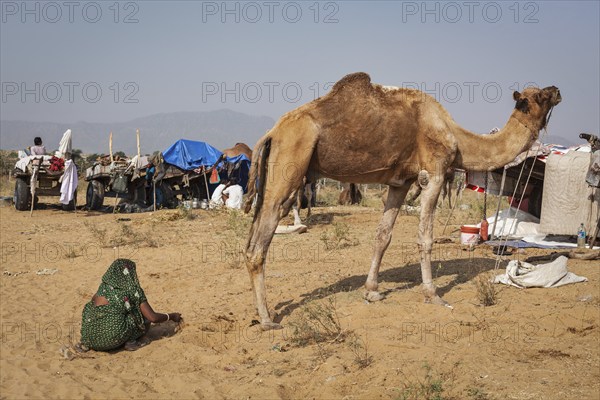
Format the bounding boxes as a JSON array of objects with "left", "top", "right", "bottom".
[
  {"left": 222, "top": 142, "right": 252, "bottom": 160},
  {"left": 243, "top": 72, "right": 561, "bottom": 330}
]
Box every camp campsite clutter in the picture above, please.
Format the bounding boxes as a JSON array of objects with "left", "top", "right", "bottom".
[
  {"left": 153, "top": 139, "right": 252, "bottom": 209},
  {"left": 12, "top": 129, "right": 77, "bottom": 213},
  {"left": 84, "top": 154, "right": 150, "bottom": 211}
]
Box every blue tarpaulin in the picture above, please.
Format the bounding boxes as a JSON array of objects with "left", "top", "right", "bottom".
[
  {"left": 162, "top": 139, "right": 223, "bottom": 170},
  {"left": 162, "top": 139, "right": 252, "bottom": 191}
]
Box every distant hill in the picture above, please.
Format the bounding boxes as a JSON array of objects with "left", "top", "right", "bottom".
[
  {"left": 1, "top": 112, "right": 581, "bottom": 156},
  {"left": 0, "top": 110, "right": 275, "bottom": 155}
]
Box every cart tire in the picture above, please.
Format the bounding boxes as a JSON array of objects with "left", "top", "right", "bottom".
[
  {"left": 14, "top": 177, "right": 31, "bottom": 211},
  {"left": 86, "top": 180, "right": 105, "bottom": 210},
  {"left": 63, "top": 191, "right": 77, "bottom": 211}
]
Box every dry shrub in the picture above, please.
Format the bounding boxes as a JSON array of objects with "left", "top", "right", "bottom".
[
  {"left": 289, "top": 296, "right": 346, "bottom": 347},
  {"left": 347, "top": 332, "right": 373, "bottom": 369},
  {"left": 397, "top": 363, "right": 450, "bottom": 400},
  {"left": 474, "top": 272, "right": 498, "bottom": 306},
  {"left": 319, "top": 222, "right": 359, "bottom": 250}
]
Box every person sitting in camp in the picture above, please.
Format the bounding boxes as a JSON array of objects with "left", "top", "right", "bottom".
[
  {"left": 210, "top": 180, "right": 228, "bottom": 208},
  {"left": 78, "top": 259, "right": 181, "bottom": 352},
  {"left": 30, "top": 137, "right": 46, "bottom": 156},
  {"left": 222, "top": 177, "right": 244, "bottom": 209}
]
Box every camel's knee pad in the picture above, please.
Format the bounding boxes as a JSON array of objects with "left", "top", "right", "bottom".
[{"left": 418, "top": 170, "right": 430, "bottom": 189}]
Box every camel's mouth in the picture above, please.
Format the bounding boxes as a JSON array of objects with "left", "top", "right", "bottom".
[{"left": 545, "top": 86, "right": 562, "bottom": 105}]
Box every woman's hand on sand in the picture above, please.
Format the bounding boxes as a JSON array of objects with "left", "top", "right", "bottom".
[{"left": 170, "top": 313, "right": 182, "bottom": 323}]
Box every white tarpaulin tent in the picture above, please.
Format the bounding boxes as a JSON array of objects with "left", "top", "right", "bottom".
[{"left": 539, "top": 150, "right": 599, "bottom": 236}]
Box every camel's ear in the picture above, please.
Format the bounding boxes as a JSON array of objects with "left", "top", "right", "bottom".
[
  {"left": 513, "top": 92, "right": 529, "bottom": 113},
  {"left": 513, "top": 91, "right": 521, "bottom": 101}
]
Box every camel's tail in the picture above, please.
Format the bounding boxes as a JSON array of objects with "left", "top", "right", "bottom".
[{"left": 244, "top": 134, "right": 272, "bottom": 215}]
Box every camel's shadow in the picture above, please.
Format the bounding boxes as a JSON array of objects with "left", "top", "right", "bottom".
[
  {"left": 305, "top": 211, "right": 351, "bottom": 226},
  {"left": 273, "top": 257, "right": 498, "bottom": 323}
]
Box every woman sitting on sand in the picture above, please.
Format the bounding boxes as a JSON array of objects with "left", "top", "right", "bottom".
[{"left": 79, "top": 259, "right": 181, "bottom": 351}]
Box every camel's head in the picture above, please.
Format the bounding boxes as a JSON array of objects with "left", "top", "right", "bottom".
[{"left": 512, "top": 86, "right": 561, "bottom": 129}]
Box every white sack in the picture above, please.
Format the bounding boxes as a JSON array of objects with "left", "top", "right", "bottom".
[{"left": 494, "top": 256, "right": 587, "bottom": 288}]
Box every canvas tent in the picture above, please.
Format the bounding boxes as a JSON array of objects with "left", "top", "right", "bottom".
[
  {"left": 539, "top": 149, "right": 599, "bottom": 235},
  {"left": 468, "top": 140, "right": 599, "bottom": 243}
]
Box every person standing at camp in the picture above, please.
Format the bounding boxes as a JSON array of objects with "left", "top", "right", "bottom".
[
  {"left": 78, "top": 259, "right": 181, "bottom": 352},
  {"left": 30, "top": 137, "right": 46, "bottom": 156},
  {"left": 222, "top": 177, "right": 244, "bottom": 209}
]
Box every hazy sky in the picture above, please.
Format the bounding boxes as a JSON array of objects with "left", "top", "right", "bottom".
[{"left": 1, "top": 0, "right": 598, "bottom": 143}]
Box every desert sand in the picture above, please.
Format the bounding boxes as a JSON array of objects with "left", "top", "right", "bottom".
[{"left": 1, "top": 189, "right": 598, "bottom": 399}]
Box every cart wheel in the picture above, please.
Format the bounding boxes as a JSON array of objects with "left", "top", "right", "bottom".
[
  {"left": 86, "top": 180, "right": 105, "bottom": 210},
  {"left": 14, "top": 177, "right": 31, "bottom": 211},
  {"left": 63, "top": 191, "right": 78, "bottom": 211}
]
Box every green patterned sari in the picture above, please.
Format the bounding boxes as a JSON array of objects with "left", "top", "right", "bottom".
[{"left": 80, "top": 259, "right": 148, "bottom": 351}]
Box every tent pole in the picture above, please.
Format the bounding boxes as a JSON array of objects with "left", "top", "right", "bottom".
[
  {"left": 29, "top": 163, "right": 38, "bottom": 217},
  {"left": 442, "top": 188, "right": 460, "bottom": 235},
  {"left": 136, "top": 129, "right": 141, "bottom": 158},
  {"left": 153, "top": 181, "right": 157, "bottom": 212},
  {"left": 203, "top": 167, "right": 210, "bottom": 201},
  {"left": 109, "top": 132, "right": 114, "bottom": 163},
  {"left": 490, "top": 167, "right": 507, "bottom": 241}
]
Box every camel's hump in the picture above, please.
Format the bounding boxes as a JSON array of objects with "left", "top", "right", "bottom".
[{"left": 330, "top": 72, "right": 372, "bottom": 95}]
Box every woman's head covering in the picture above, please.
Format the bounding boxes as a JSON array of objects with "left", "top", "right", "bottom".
[{"left": 102, "top": 259, "right": 142, "bottom": 295}]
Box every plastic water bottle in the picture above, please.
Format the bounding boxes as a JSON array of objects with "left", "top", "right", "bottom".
[{"left": 577, "top": 223, "right": 587, "bottom": 249}]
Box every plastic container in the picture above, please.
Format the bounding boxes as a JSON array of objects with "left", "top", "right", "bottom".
[
  {"left": 480, "top": 219, "right": 489, "bottom": 241},
  {"left": 460, "top": 225, "right": 480, "bottom": 245},
  {"left": 577, "top": 223, "right": 587, "bottom": 249}
]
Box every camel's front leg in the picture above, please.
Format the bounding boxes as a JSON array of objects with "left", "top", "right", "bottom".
[
  {"left": 364, "top": 184, "right": 411, "bottom": 301},
  {"left": 417, "top": 171, "right": 452, "bottom": 307}
]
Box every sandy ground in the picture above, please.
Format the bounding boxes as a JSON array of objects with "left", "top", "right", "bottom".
[{"left": 0, "top": 192, "right": 599, "bottom": 399}]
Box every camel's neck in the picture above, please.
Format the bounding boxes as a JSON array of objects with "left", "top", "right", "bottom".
[{"left": 452, "top": 112, "right": 539, "bottom": 171}]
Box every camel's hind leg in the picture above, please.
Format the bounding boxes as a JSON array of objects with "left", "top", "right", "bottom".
[
  {"left": 245, "top": 118, "right": 318, "bottom": 330},
  {"left": 364, "top": 183, "right": 412, "bottom": 301}
]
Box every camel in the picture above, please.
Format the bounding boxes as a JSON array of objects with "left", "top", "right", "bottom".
[
  {"left": 222, "top": 142, "right": 252, "bottom": 160},
  {"left": 221, "top": 142, "right": 252, "bottom": 189},
  {"left": 243, "top": 72, "right": 561, "bottom": 330},
  {"left": 339, "top": 183, "right": 363, "bottom": 205},
  {"left": 291, "top": 178, "right": 315, "bottom": 225}
]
